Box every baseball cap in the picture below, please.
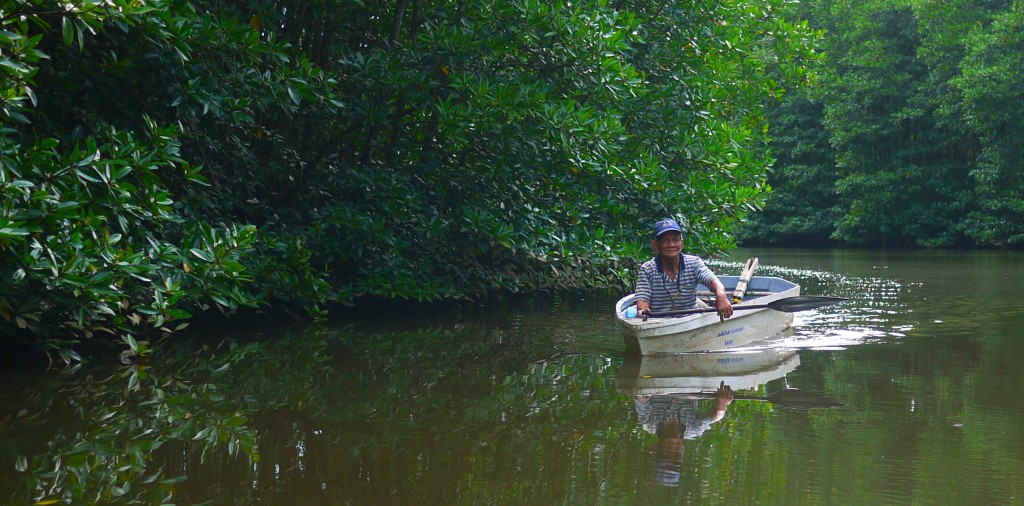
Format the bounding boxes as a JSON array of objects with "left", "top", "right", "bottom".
[{"left": 653, "top": 218, "right": 682, "bottom": 238}]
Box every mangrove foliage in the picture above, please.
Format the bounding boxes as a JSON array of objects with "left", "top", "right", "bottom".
[
  {"left": 741, "top": 0, "right": 1024, "bottom": 249},
  {"left": 0, "top": 0, "right": 818, "bottom": 350}
]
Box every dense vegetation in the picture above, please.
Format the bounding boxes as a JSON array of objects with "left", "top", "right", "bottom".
[
  {"left": 0, "top": 0, "right": 818, "bottom": 350},
  {"left": 741, "top": 0, "right": 1024, "bottom": 249}
]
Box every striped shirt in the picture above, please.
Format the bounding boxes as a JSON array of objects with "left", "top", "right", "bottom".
[
  {"left": 634, "top": 395, "right": 716, "bottom": 439},
  {"left": 635, "top": 254, "right": 717, "bottom": 313}
]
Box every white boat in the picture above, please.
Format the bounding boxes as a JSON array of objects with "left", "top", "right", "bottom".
[
  {"left": 615, "top": 346, "right": 800, "bottom": 396},
  {"left": 614, "top": 275, "right": 800, "bottom": 355}
]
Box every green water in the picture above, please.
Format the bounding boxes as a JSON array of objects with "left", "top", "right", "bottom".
[{"left": 2, "top": 248, "right": 1023, "bottom": 505}]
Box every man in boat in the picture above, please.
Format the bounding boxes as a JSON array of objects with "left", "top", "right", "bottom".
[{"left": 634, "top": 218, "right": 734, "bottom": 320}]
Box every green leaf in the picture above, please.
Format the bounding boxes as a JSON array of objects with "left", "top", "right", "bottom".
[
  {"left": 0, "top": 228, "right": 30, "bottom": 237},
  {"left": 190, "top": 248, "right": 214, "bottom": 262},
  {"left": 0, "top": 59, "right": 30, "bottom": 74},
  {"left": 62, "top": 17, "right": 75, "bottom": 46},
  {"left": 209, "top": 293, "right": 229, "bottom": 306},
  {"left": 6, "top": 110, "right": 30, "bottom": 124},
  {"left": 159, "top": 476, "right": 188, "bottom": 486},
  {"left": 122, "top": 334, "right": 139, "bottom": 352}
]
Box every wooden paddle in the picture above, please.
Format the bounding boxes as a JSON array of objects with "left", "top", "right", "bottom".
[
  {"left": 642, "top": 295, "right": 847, "bottom": 319},
  {"left": 732, "top": 257, "right": 759, "bottom": 303}
]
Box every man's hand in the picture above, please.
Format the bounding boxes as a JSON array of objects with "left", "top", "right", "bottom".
[
  {"left": 715, "top": 381, "right": 734, "bottom": 410},
  {"left": 710, "top": 381, "right": 734, "bottom": 421},
  {"left": 715, "top": 291, "right": 733, "bottom": 321}
]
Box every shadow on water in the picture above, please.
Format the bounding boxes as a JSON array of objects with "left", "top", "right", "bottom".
[
  {"left": 0, "top": 322, "right": 840, "bottom": 504},
  {"left": 0, "top": 332, "right": 339, "bottom": 504},
  {"left": 3, "top": 250, "right": 1024, "bottom": 504},
  {"left": 0, "top": 257, "right": 862, "bottom": 504}
]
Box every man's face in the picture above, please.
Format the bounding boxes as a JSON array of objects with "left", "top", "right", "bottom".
[{"left": 652, "top": 232, "right": 683, "bottom": 258}]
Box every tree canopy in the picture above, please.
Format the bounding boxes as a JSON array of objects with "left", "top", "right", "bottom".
[
  {"left": 0, "top": 0, "right": 818, "bottom": 350},
  {"left": 741, "top": 0, "right": 1024, "bottom": 249}
]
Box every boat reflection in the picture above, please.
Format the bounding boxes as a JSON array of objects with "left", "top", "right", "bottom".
[
  {"left": 616, "top": 346, "right": 843, "bottom": 487},
  {"left": 616, "top": 347, "right": 800, "bottom": 396}
]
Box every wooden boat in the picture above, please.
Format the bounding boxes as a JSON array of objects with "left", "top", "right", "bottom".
[
  {"left": 615, "top": 346, "right": 800, "bottom": 396},
  {"left": 614, "top": 275, "right": 800, "bottom": 355}
]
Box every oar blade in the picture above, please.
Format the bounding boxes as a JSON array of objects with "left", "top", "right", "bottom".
[
  {"left": 765, "top": 295, "right": 848, "bottom": 313},
  {"left": 765, "top": 389, "right": 847, "bottom": 410}
]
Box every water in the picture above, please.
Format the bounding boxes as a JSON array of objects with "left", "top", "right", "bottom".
[{"left": 2, "top": 248, "right": 1024, "bottom": 505}]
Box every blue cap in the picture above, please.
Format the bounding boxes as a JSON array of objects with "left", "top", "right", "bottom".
[{"left": 653, "top": 218, "right": 682, "bottom": 238}]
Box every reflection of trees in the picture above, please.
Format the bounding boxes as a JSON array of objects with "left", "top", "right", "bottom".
[
  {"left": 3, "top": 325, "right": 637, "bottom": 504},
  {"left": 806, "top": 340, "right": 1024, "bottom": 505},
  {"left": 4, "top": 325, "right": 860, "bottom": 505},
  {"left": 6, "top": 299, "right": 1024, "bottom": 506},
  {"left": 1, "top": 333, "right": 337, "bottom": 504}
]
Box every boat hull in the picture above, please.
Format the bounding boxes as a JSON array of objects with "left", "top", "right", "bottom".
[{"left": 615, "top": 275, "right": 800, "bottom": 354}]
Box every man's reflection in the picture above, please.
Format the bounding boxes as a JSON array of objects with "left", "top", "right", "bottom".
[{"left": 635, "top": 381, "right": 734, "bottom": 487}]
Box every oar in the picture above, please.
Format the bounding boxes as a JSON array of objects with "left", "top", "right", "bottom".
[
  {"left": 681, "top": 389, "right": 846, "bottom": 410},
  {"left": 732, "top": 257, "right": 758, "bottom": 303},
  {"left": 643, "top": 295, "right": 847, "bottom": 319}
]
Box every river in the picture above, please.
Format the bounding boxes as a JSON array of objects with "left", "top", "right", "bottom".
[{"left": 2, "top": 248, "right": 1023, "bottom": 504}]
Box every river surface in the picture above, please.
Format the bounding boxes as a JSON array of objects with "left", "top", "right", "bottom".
[{"left": 2, "top": 248, "right": 1023, "bottom": 505}]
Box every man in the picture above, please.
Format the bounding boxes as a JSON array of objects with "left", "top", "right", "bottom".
[{"left": 634, "top": 218, "right": 733, "bottom": 320}]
